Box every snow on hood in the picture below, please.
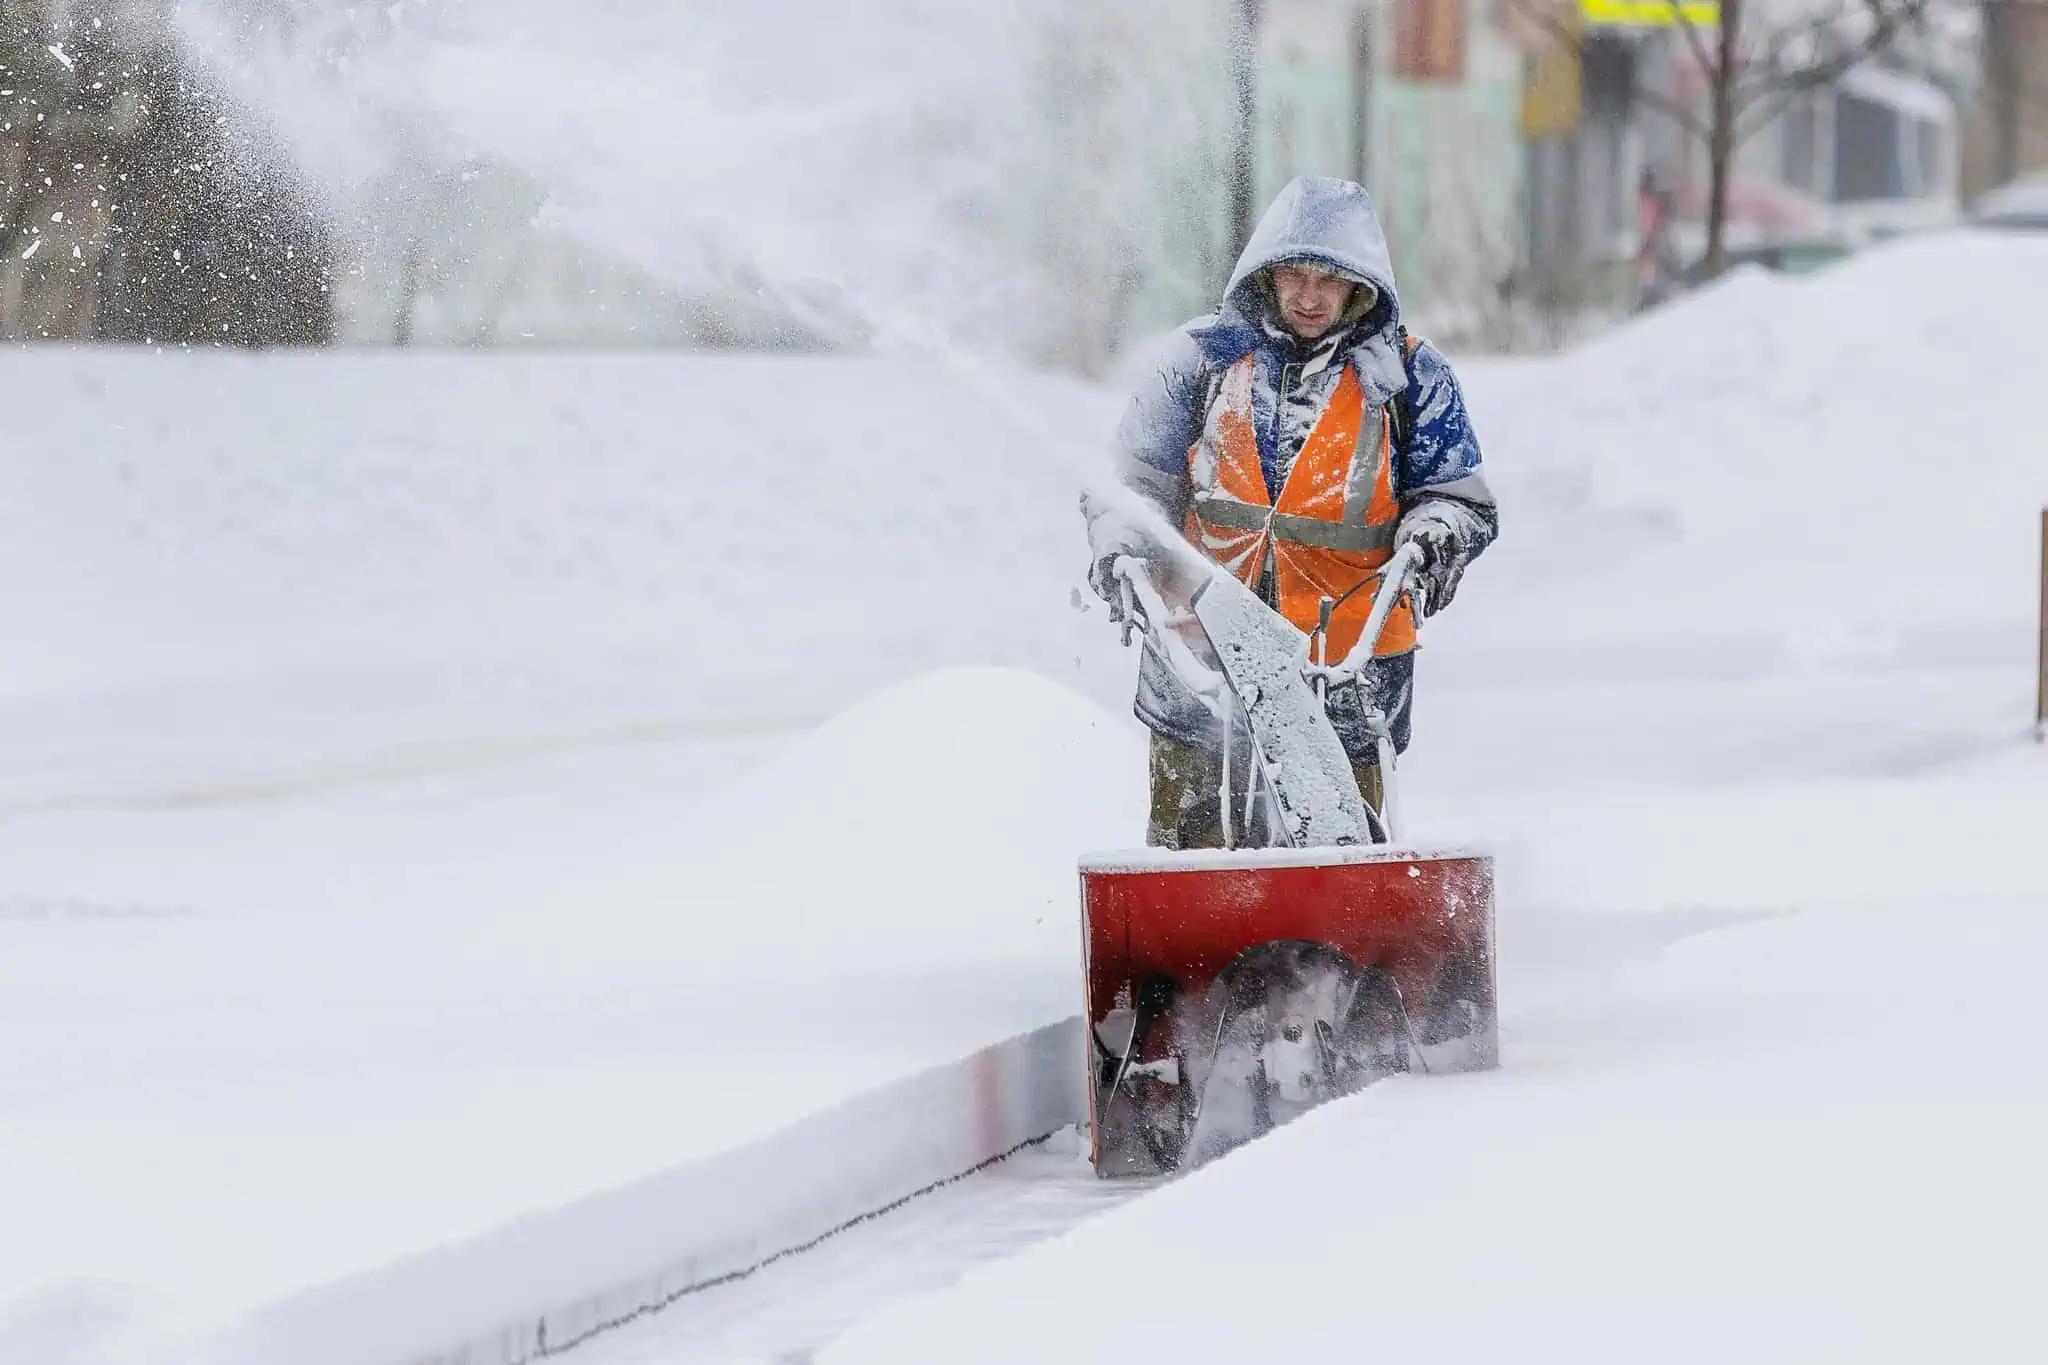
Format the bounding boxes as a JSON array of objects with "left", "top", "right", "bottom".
[
  {"left": 1204, "top": 176, "right": 1408, "bottom": 398},
  {"left": 1224, "top": 176, "right": 1400, "bottom": 316}
]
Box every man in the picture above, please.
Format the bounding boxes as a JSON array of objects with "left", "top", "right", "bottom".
[{"left": 1087, "top": 175, "right": 1497, "bottom": 849}]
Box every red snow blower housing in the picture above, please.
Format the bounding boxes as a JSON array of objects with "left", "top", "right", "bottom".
[{"left": 1083, "top": 541, "right": 1497, "bottom": 1177}]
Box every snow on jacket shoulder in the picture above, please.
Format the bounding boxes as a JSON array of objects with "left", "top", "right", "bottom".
[
  {"left": 1114, "top": 322, "right": 1496, "bottom": 550},
  {"left": 1400, "top": 338, "right": 1497, "bottom": 554},
  {"left": 1112, "top": 320, "right": 1213, "bottom": 525},
  {"left": 1113, "top": 175, "right": 1494, "bottom": 553}
]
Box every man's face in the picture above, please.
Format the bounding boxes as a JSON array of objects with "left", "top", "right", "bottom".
[{"left": 1271, "top": 263, "right": 1356, "bottom": 340}]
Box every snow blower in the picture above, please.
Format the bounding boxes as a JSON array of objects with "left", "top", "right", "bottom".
[{"left": 1082, "top": 540, "right": 1496, "bottom": 1177}]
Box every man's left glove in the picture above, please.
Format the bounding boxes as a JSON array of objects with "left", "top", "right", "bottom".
[{"left": 1393, "top": 506, "right": 1470, "bottom": 611}]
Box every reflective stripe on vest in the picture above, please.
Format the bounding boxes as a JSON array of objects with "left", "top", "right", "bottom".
[
  {"left": 1185, "top": 353, "right": 1416, "bottom": 660},
  {"left": 1192, "top": 496, "right": 1400, "bottom": 554}
]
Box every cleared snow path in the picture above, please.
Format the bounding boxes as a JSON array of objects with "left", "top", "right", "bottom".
[{"left": 560, "top": 1130, "right": 1140, "bottom": 1365}]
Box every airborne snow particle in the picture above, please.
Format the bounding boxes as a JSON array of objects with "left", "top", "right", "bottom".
[
  {"left": 22, "top": 238, "right": 42, "bottom": 260},
  {"left": 46, "top": 44, "right": 74, "bottom": 72}
]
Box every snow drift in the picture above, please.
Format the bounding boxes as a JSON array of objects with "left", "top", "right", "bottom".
[{"left": 6, "top": 227, "right": 2048, "bottom": 1365}]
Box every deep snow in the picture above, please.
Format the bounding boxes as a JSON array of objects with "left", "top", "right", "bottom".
[
  {"left": 815, "top": 231, "right": 2048, "bottom": 1364},
  {"left": 4, "top": 228, "right": 2048, "bottom": 1364},
  {"left": 0, "top": 351, "right": 1134, "bottom": 1359},
  {"left": 0, "top": 663, "right": 1139, "bottom": 1360}
]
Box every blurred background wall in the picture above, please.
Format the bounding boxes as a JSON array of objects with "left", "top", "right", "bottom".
[{"left": 2, "top": 1, "right": 2033, "bottom": 367}]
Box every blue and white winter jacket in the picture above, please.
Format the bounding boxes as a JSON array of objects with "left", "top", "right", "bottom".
[{"left": 1110, "top": 176, "right": 1498, "bottom": 758}]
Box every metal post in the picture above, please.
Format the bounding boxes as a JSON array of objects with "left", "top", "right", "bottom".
[
  {"left": 2037, "top": 507, "right": 2047, "bottom": 742},
  {"left": 1229, "top": 0, "right": 1262, "bottom": 262},
  {"left": 1349, "top": 4, "right": 1374, "bottom": 190},
  {"left": 1219, "top": 701, "right": 1235, "bottom": 851}
]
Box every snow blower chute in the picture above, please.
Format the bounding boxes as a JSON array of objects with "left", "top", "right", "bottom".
[{"left": 1082, "top": 535, "right": 1496, "bottom": 1178}]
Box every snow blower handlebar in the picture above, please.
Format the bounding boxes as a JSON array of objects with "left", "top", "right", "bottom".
[
  {"left": 1103, "top": 549, "right": 1392, "bottom": 848},
  {"left": 1109, "top": 555, "right": 1229, "bottom": 712},
  {"left": 1297, "top": 543, "right": 1426, "bottom": 842},
  {"left": 1109, "top": 545, "right": 1428, "bottom": 724},
  {"left": 1300, "top": 541, "right": 1428, "bottom": 695}
]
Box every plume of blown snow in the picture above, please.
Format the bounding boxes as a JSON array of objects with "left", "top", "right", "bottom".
[{"left": 173, "top": 0, "right": 1235, "bottom": 367}]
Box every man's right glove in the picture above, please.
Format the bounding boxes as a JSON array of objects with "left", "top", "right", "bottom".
[{"left": 1392, "top": 506, "right": 1470, "bottom": 611}]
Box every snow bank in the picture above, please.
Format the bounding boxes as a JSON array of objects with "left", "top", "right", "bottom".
[
  {"left": 1445, "top": 230, "right": 2048, "bottom": 681},
  {"left": 823, "top": 869, "right": 2048, "bottom": 1365},
  {"left": 801, "top": 234, "right": 2048, "bottom": 1363},
  {"left": 202, "top": 1021, "right": 1081, "bottom": 1365},
  {"left": 0, "top": 350, "right": 1126, "bottom": 807},
  {"left": 0, "top": 332, "right": 1151, "bottom": 1365},
  {"left": 0, "top": 1136, "right": 201, "bottom": 1363},
  {"left": 0, "top": 667, "right": 1141, "bottom": 1361},
  {"left": 528, "top": 663, "right": 1149, "bottom": 991},
  {"left": 9, "top": 220, "right": 2048, "bottom": 1365}
]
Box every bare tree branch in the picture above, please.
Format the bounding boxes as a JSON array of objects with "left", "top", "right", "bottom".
[
  {"left": 1734, "top": 0, "right": 1932, "bottom": 143},
  {"left": 1740, "top": 0, "right": 1850, "bottom": 99},
  {"left": 1635, "top": 80, "right": 1710, "bottom": 142},
  {"left": 1668, "top": 0, "right": 1724, "bottom": 88}
]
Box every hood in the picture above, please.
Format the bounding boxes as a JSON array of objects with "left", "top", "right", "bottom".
[{"left": 1199, "top": 176, "right": 1408, "bottom": 398}]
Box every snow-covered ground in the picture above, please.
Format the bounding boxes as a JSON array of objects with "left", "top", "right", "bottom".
[
  {"left": 817, "top": 232, "right": 2048, "bottom": 1363},
  {"left": 558, "top": 1129, "right": 1133, "bottom": 1365},
  {"left": 5, "top": 229, "right": 2047, "bottom": 1364},
  {"left": 0, "top": 353, "right": 1138, "bottom": 1361}
]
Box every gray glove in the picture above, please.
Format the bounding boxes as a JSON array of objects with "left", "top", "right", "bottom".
[
  {"left": 1393, "top": 507, "right": 1470, "bottom": 611},
  {"left": 1087, "top": 551, "right": 1130, "bottom": 623},
  {"left": 1081, "top": 492, "right": 1148, "bottom": 624}
]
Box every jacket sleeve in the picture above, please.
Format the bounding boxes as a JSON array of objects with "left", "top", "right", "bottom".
[
  {"left": 1396, "top": 339, "right": 1497, "bottom": 563},
  {"left": 1111, "top": 322, "right": 1211, "bottom": 526}
]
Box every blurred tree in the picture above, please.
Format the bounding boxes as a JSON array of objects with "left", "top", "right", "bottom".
[
  {"left": 1510, "top": 0, "right": 1937, "bottom": 278},
  {"left": 1977, "top": 0, "right": 2048, "bottom": 189},
  {"left": 0, "top": 0, "right": 333, "bottom": 344}
]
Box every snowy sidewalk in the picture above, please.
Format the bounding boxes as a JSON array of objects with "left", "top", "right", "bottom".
[
  {"left": 0, "top": 670, "right": 1142, "bottom": 1363},
  {"left": 0, "top": 348, "right": 1139, "bottom": 1361},
  {"left": 8, "top": 232, "right": 2048, "bottom": 1364},
  {"left": 820, "top": 745, "right": 2048, "bottom": 1365}
]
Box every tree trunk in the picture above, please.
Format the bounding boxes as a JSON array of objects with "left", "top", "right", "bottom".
[
  {"left": 1701, "top": 0, "right": 1742, "bottom": 279},
  {"left": 1987, "top": 0, "right": 2021, "bottom": 187}
]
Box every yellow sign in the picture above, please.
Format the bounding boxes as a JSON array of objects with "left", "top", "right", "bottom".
[
  {"left": 1580, "top": 0, "right": 1719, "bottom": 25},
  {"left": 1522, "top": 43, "right": 1582, "bottom": 139}
]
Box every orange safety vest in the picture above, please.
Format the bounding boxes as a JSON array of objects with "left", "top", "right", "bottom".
[{"left": 1185, "top": 351, "right": 1415, "bottom": 662}]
